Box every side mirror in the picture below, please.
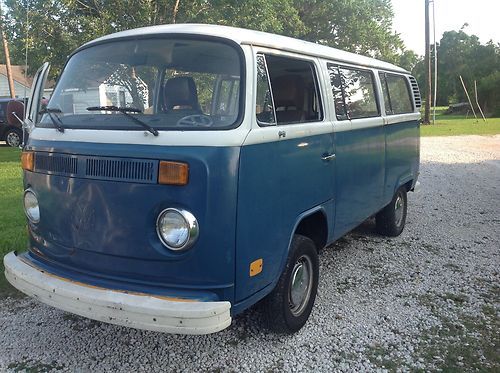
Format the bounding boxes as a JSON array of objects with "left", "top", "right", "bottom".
[{"left": 7, "top": 100, "right": 25, "bottom": 125}]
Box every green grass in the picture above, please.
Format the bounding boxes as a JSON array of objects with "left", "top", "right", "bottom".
[
  {"left": 417, "top": 289, "right": 500, "bottom": 371},
  {"left": 0, "top": 146, "right": 26, "bottom": 297},
  {"left": 421, "top": 107, "right": 500, "bottom": 136}
]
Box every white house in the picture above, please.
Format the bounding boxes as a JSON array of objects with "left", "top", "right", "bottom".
[{"left": 0, "top": 65, "right": 32, "bottom": 98}]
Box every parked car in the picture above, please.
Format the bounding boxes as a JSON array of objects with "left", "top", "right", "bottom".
[{"left": 0, "top": 98, "right": 27, "bottom": 147}]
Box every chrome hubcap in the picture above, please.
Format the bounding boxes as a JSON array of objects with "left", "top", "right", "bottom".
[
  {"left": 6, "top": 132, "right": 20, "bottom": 147},
  {"left": 289, "top": 255, "right": 313, "bottom": 316},
  {"left": 394, "top": 194, "right": 404, "bottom": 226}
]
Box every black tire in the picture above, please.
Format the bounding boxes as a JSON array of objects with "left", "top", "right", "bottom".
[
  {"left": 376, "top": 187, "right": 408, "bottom": 236},
  {"left": 262, "top": 234, "right": 319, "bottom": 334},
  {"left": 5, "top": 128, "right": 22, "bottom": 148}
]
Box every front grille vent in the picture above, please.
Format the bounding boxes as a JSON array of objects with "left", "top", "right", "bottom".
[
  {"left": 35, "top": 153, "right": 78, "bottom": 175},
  {"left": 32, "top": 152, "right": 158, "bottom": 184},
  {"left": 85, "top": 158, "right": 155, "bottom": 182},
  {"left": 409, "top": 76, "right": 422, "bottom": 109}
]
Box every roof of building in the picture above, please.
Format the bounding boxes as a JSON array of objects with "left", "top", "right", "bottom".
[
  {"left": 81, "top": 24, "right": 408, "bottom": 74},
  {"left": 0, "top": 65, "right": 32, "bottom": 87}
]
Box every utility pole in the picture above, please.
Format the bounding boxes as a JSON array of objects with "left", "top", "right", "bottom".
[
  {"left": 0, "top": 2, "right": 15, "bottom": 98},
  {"left": 423, "top": 0, "right": 431, "bottom": 124}
]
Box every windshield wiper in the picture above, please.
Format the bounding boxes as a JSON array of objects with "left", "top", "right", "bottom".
[
  {"left": 86, "top": 105, "right": 159, "bottom": 136},
  {"left": 39, "top": 107, "right": 65, "bottom": 133}
]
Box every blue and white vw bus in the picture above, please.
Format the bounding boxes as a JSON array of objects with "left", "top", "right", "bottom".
[{"left": 4, "top": 24, "right": 420, "bottom": 334}]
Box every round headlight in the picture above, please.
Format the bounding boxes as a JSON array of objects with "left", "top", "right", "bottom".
[
  {"left": 156, "top": 208, "right": 198, "bottom": 251},
  {"left": 24, "top": 190, "right": 40, "bottom": 223}
]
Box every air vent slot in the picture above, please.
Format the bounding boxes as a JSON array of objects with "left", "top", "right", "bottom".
[
  {"left": 85, "top": 158, "right": 156, "bottom": 183},
  {"left": 409, "top": 76, "right": 422, "bottom": 109},
  {"left": 35, "top": 153, "right": 78, "bottom": 175}
]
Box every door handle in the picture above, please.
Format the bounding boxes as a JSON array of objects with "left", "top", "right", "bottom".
[
  {"left": 278, "top": 130, "right": 286, "bottom": 139},
  {"left": 321, "top": 153, "right": 336, "bottom": 161}
]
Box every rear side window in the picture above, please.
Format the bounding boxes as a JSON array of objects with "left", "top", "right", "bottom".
[
  {"left": 328, "top": 64, "right": 379, "bottom": 120},
  {"left": 379, "top": 73, "right": 413, "bottom": 114},
  {"left": 256, "top": 54, "right": 323, "bottom": 125}
]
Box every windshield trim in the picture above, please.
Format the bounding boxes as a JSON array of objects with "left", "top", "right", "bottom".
[{"left": 43, "top": 33, "right": 246, "bottom": 132}]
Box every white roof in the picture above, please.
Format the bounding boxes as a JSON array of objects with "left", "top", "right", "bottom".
[{"left": 83, "top": 24, "right": 408, "bottom": 74}]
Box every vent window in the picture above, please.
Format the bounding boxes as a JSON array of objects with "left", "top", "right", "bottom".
[{"left": 408, "top": 76, "right": 422, "bottom": 109}]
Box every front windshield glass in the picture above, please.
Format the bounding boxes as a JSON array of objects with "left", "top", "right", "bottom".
[{"left": 39, "top": 38, "right": 242, "bottom": 130}]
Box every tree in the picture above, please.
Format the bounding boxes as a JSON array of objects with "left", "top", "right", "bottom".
[
  {"left": 293, "top": 0, "right": 405, "bottom": 63},
  {"left": 413, "top": 29, "right": 499, "bottom": 114},
  {"left": 3, "top": 0, "right": 409, "bottom": 81}
]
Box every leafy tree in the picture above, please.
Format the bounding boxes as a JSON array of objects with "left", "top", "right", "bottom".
[
  {"left": 3, "top": 0, "right": 409, "bottom": 81},
  {"left": 413, "top": 28, "right": 499, "bottom": 114},
  {"left": 293, "top": 0, "right": 404, "bottom": 63},
  {"left": 396, "top": 49, "right": 420, "bottom": 72}
]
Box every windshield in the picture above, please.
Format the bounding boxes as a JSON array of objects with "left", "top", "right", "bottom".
[{"left": 39, "top": 38, "right": 242, "bottom": 131}]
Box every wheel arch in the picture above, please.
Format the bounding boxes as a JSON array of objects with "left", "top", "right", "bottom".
[
  {"left": 280, "top": 206, "right": 328, "bottom": 271},
  {"left": 232, "top": 205, "right": 329, "bottom": 315},
  {"left": 393, "top": 176, "right": 415, "bottom": 195},
  {"left": 294, "top": 209, "right": 328, "bottom": 251}
]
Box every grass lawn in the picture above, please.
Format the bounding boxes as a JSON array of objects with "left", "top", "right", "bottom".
[
  {"left": 0, "top": 146, "right": 26, "bottom": 297},
  {"left": 421, "top": 107, "right": 500, "bottom": 137}
]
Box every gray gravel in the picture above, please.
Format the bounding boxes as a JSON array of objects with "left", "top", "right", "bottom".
[{"left": 1, "top": 135, "right": 499, "bottom": 372}]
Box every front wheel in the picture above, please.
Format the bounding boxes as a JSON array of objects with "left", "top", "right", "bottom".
[
  {"left": 262, "top": 234, "right": 319, "bottom": 334},
  {"left": 376, "top": 187, "right": 408, "bottom": 236}
]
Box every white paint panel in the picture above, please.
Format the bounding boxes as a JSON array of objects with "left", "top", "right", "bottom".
[
  {"left": 385, "top": 112, "right": 421, "bottom": 125},
  {"left": 30, "top": 125, "right": 251, "bottom": 147},
  {"left": 349, "top": 117, "right": 385, "bottom": 131},
  {"left": 243, "top": 121, "right": 333, "bottom": 146}
]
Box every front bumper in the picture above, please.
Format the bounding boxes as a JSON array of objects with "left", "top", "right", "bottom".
[{"left": 3, "top": 252, "right": 231, "bottom": 334}]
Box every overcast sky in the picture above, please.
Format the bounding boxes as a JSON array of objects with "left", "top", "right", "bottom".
[{"left": 391, "top": 0, "right": 500, "bottom": 55}]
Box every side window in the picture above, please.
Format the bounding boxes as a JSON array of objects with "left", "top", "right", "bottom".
[
  {"left": 340, "top": 68, "right": 379, "bottom": 119},
  {"left": 265, "top": 55, "right": 323, "bottom": 125},
  {"left": 0, "top": 104, "right": 6, "bottom": 120},
  {"left": 256, "top": 54, "right": 276, "bottom": 126},
  {"left": 328, "top": 64, "right": 379, "bottom": 120},
  {"left": 329, "top": 65, "right": 349, "bottom": 120},
  {"left": 379, "top": 73, "right": 413, "bottom": 115},
  {"left": 386, "top": 74, "right": 413, "bottom": 114}
]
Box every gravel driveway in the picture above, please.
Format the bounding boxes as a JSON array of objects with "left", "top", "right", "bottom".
[{"left": 1, "top": 135, "right": 499, "bottom": 372}]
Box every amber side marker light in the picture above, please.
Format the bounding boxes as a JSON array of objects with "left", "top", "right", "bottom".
[
  {"left": 21, "top": 151, "right": 34, "bottom": 171},
  {"left": 158, "top": 161, "right": 189, "bottom": 185},
  {"left": 250, "top": 258, "right": 263, "bottom": 277}
]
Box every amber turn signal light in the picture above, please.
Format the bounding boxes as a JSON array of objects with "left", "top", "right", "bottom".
[
  {"left": 21, "top": 151, "right": 34, "bottom": 171},
  {"left": 158, "top": 161, "right": 189, "bottom": 185}
]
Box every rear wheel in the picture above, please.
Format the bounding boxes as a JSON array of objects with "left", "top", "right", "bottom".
[
  {"left": 376, "top": 187, "right": 408, "bottom": 236},
  {"left": 5, "top": 128, "right": 22, "bottom": 148},
  {"left": 262, "top": 234, "right": 319, "bottom": 333}
]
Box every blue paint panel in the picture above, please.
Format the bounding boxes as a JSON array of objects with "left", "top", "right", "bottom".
[
  {"left": 235, "top": 131, "right": 334, "bottom": 302},
  {"left": 384, "top": 120, "right": 420, "bottom": 199},
  {"left": 22, "top": 118, "right": 419, "bottom": 314},
  {"left": 24, "top": 140, "right": 239, "bottom": 303},
  {"left": 234, "top": 141, "right": 284, "bottom": 302},
  {"left": 333, "top": 125, "right": 386, "bottom": 239}
]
